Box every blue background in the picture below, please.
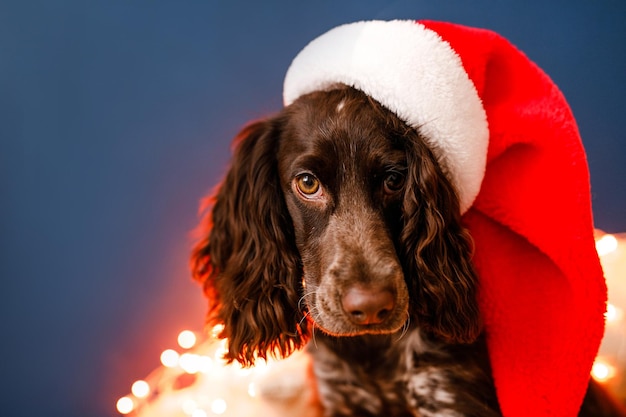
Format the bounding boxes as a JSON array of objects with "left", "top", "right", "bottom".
[{"left": 1, "top": 1, "right": 624, "bottom": 416}]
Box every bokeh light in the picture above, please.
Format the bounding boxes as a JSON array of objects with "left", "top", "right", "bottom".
[
  {"left": 116, "top": 396, "right": 134, "bottom": 415},
  {"left": 178, "top": 330, "right": 197, "bottom": 349},
  {"left": 160, "top": 349, "right": 180, "bottom": 368},
  {"left": 130, "top": 380, "right": 150, "bottom": 399}
]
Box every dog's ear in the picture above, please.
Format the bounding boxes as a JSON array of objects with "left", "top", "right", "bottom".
[
  {"left": 191, "top": 117, "right": 306, "bottom": 366},
  {"left": 401, "top": 135, "right": 481, "bottom": 344}
]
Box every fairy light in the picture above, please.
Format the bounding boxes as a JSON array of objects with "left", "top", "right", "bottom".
[
  {"left": 114, "top": 325, "right": 316, "bottom": 416},
  {"left": 214, "top": 339, "right": 229, "bottom": 364},
  {"left": 160, "top": 349, "right": 180, "bottom": 368},
  {"left": 596, "top": 234, "right": 618, "bottom": 256},
  {"left": 115, "top": 232, "right": 626, "bottom": 415},
  {"left": 192, "top": 410, "right": 208, "bottom": 417},
  {"left": 131, "top": 380, "right": 150, "bottom": 398},
  {"left": 606, "top": 303, "right": 624, "bottom": 324},
  {"left": 592, "top": 359, "right": 617, "bottom": 382},
  {"left": 210, "top": 324, "right": 225, "bottom": 339},
  {"left": 210, "top": 398, "right": 227, "bottom": 415},
  {"left": 197, "top": 355, "right": 214, "bottom": 374},
  {"left": 247, "top": 382, "right": 257, "bottom": 398},
  {"left": 178, "top": 330, "right": 197, "bottom": 349},
  {"left": 179, "top": 353, "right": 202, "bottom": 374},
  {"left": 116, "top": 396, "right": 134, "bottom": 414},
  {"left": 181, "top": 398, "right": 198, "bottom": 415}
]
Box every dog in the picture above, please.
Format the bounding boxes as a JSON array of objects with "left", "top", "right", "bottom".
[{"left": 191, "top": 86, "right": 625, "bottom": 416}]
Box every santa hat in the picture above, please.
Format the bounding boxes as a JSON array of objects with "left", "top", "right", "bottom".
[{"left": 283, "top": 20, "right": 607, "bottom": 416}]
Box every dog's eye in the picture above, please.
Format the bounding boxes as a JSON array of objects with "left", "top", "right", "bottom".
[
  {"left": 295, "top": 173, "right": 322, "bottom": 197},
  {"left": 383, "top": 171, "right": 405, "bottom": 194}
]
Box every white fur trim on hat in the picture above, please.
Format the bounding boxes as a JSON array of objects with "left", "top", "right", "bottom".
[{"left": 283, "top": 20, "right": 488, "bottom": 213}]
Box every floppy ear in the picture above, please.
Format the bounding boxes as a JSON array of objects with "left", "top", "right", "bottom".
[
  {"left": 191, "top": 117, "right": 306, "bottom": 366},
  {"left": 401, "top": 134, "right": 481, "bottom": 344}
]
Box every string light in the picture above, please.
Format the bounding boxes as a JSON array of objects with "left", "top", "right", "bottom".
[
  {"left": 160, "top": 349, "right": 179, "bottom": 368},
  {"left": 210, "top": 324, "right": 224, "bottom": 339},
  {"left": 606, "top": 303, "right": 624, "bottom": 324},
  {"left": 247, "top": 382, "right": 257, "bottom": 398},
  {"left": 115, "top": 232, "right": 626, "bottom": 415},
  {"left": 594, "top": 231, "right": 626, "bottom": 405},
  {"left": 181, "top": 398, "right": 198, "bottom": 415},
  {"left": 592, "top": 358, "right": 617, "bottom": 382},
  {"left": 179, "top": 353, "right": 202, "bottom": 374},
  {"left": 130, "top": 380, "right": 150, "bottom": 399},
  {"left": 213, "top": 339, "right": 229, "bottom": 364},
  {"left": 178, "top": 330, "right": 197, "bottom": 349},
  {"left": 197, "top": 355, "right": 214, "bottom": 374},
  {"left": 596, "top": 233, "right": 618, "bottom": 256},
  {"left": 210, "top": 398, "right": 227, "bottom": 415},
  {"left": 116, "top": 396, "right": 134, "bottom": 415}
]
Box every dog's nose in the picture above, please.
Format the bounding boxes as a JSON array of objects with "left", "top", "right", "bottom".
[{"left": 342, "top": 286, "right": 395, "bottom": 326}]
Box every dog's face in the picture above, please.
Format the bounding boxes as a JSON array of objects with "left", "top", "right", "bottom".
[
  {"left": 192, "top": 86, "right": 480, "bottom": 365},
  {"left": 277, "top": 90, "right": 410, "bottom": 336}
]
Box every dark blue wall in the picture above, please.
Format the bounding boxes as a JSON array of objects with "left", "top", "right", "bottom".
[{"left": 1, "top": 1, "right": 624, "bottom": 416}]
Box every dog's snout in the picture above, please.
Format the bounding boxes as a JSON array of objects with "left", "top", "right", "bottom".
[{"left": 342, "top": 286, "right": 395, "bottom": 326}]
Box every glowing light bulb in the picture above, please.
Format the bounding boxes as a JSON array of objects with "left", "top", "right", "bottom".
[
  {"left": 211, "top": 398, "right": 227, "bottom": 415},
  {"left": 179, "top": 353, "right": 201, "bottom": 374},
  {"left": 210, "top": 324, "right": 225, "bottom": 339},
  {"left": 197, "top": 355, "right": 214, "bottom": 373},
  {"left": 247, "top": 382, "right": 257, "bottom": 397},
  {"left": 181, "top": 398, "right": 198, "bottom": 414},
  {"left": 178, "top": 330, "right": 197, "bottom": 349},
  {"left": 160, "top": 349, "right": 180, "bottom": 368},
  {"left": 596, "top": 234, "right": 618, "bottom": 256},
  {"left": 131, "top": 380, "right": 150, "bottom": 398},
  {"left": 116, "top": 396, "right": 134, "bottom": 414},
  {"left": 214, "top": 339, "right": 229, "bottom": 363},
  {"left": 606, "top": 303, "right": 624, "bottom": 324},
  {"left": 591, "top": 359, "right": 616, "bottom": 382}
]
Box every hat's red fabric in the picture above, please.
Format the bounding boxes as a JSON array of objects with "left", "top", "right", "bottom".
[{"left": 421, "top": 21, "right": 607, "bottom": 416}]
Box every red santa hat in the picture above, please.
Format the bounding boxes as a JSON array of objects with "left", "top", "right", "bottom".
[{"left": 283, "top": 20, "right": 607, "bottom": 416}]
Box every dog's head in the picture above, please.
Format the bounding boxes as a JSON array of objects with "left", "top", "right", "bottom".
[{"left": 192, "top": 86, "right": 481, "bottom": 365}]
